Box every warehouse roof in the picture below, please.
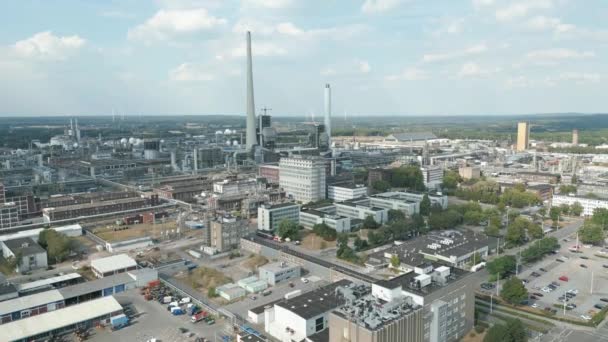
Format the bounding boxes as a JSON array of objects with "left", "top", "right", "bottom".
[
  {"left": 2, "top": 296, "right": 123, "bottom": 342},
  {"left": 91, "top": 254, "right": 137, "bottom": 274},
  {"left": 385, "top": 132, "right": 437, "bottom": 142},
  {"left": 17, "top": 273, "right": 82, "bottom": 292},
  {"left": 0, "top": 289, "right": 64, "bottom": 316},
  {"left": 58, "top": 273, "right": 134, "bottom": 298}
]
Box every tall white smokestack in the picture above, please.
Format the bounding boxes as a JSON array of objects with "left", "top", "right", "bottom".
[
  {"left": 245, "top": 31, "right": 256, "bottom": 150},
  {"left": 324, "top": 84, "right": 331, "bottom": 143}
]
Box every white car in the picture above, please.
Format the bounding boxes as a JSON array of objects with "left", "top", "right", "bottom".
[
  {"left": 301, "top": 277, "right": 309, "bottom": 284},
  {"left": 541, "top": 287, "right": 551, "bottom": 293},
  {"left": 531, "top": 303, "right": 539, "bottom": 308},
  {"left": 581, "top": 315, "right": 592, "bottom": 321}
]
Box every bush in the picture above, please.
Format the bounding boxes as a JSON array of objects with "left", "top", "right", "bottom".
[{"left": 475, "top": 325, "right": 486, "bottom": 333}]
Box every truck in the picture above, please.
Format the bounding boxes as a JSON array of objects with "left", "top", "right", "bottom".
[
  {"left": 191, "top": 311, "right": 208, "bottom": 323},
  {"left": 171, "top": 306, "right": 185, "bottom": 315},
  {"left": 179, "top": 297, "right": 191, "bottom": 305},
  {"left": 188, "top": 305, "right": 201, "bottom": 315},
  {"left": 110, "top": 314, "right": 129, "bottom": 330},
  {"left": 162, "top": 296, "right": 172, "bottom": 304}
]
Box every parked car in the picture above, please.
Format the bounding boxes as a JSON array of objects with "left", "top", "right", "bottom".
[
  {"left": 580, "top": 264, "right": 588, "bottom": 268},
  {"left": 581, "top": 315, "right": 592, "bottom": 320},
  {"left": 531, "top": 272, "right": 541, "bottom": 277},
  {"left": 595, "top": 304, "right": 606, "bottom": 310},
  {"left": 559, "top": 276, "right": 569, "bottom": 282},
  {"left": 530, "top": 295, "right": 538, "bottom": 300},
  {"left": 533, "top": 292, "right": 544, "bottom": 297},
  {"left": 581, "top": 256, "right": 589, "bottom": 260},
  {"left": 539, "top": 268, "right": 547, "bottom": 272},
  {"left": 531, "top": 303, "right": 539, "bottom": 308},
  {"left": 567, "top": 304, "right": 577, "bottom": 309},
  {"left": 603, "top": 264, "right": 608, "bottom": 269},
  {"left": 601, "top": 298, "right": 608, "bottom": 303}
]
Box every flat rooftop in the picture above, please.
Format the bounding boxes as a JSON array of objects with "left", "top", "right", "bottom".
[
  {"left": 2, "top": 296, "right": 123, "bottom": 342},
  {"left": 44, "top": 196, "right": 147, "bottom": 212},
  {"left": 17, "top": 273, "right": 82, "bottom": 292},
  {"left": 259, "top": 261, "right": 299, "bottom": 274},
  {"left": 58, "top": 273, "right": 134, "bottom": 298},
  {"left": 91, "top": 254, "right": 137, "bottom": 274},
  {"left": 0, "top": 289, "right": 64, "bottom": 316},
  {"left": 374, "top": 264, "right": 470, "bottom": 297},
  {"left": 274, "top": 279, "right": 351, "bottom": 320}
]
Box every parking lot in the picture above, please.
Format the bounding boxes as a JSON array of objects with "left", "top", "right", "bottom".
[
  {"left": 521, "top": 238, "right": 608, "bottom": 321},
  {"left": 87, "top": 290, "right": 229, "bottom": 342}
]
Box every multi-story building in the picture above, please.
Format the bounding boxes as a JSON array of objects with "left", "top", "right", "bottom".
[
  {"left": 372, "top": 264, "right": 475, "bottom": 342},
  {"left": 333, "top": 201, "right": 389, "bottom": 225},
  {"left": 0, "top": 202, "right": 19, "bottom": 229},
  {"left": 328, "top": 184, "right": 368, "bottom": 202},
  {"left": 374, "top": 191, "right": 449, "bottom": 210},
  {"left": 329, "top": 290, "right": 425, "bottom": 342},
  {"left": 552, "top": 194, "right": 608, "bottom": 217},
  {"left": 213, "top": 179, "right": 258, "bottom": 196},
  {"left": 299, "top": 208, "right": 351, "bottom": 232},
  {"left": 517, "top": 171, "right": 560, "bottom": 184},
  {"left": 516, "top": 121, "right": 530, "bottom": 152},
  {"left": 0, "top": 181, "right": 5, "bottom": 203},
  {"left": 259, "top": 164, "right": 280, "bottom": 184},
  {"left": 279, "top": 156, "right": 326, "bottom": 203},
  {"left": 258, "top": 261, "right": 301, "bottom": 286},
  {"left": 421, "top": 166, "right": 443, "bottom": 190},
  {"left": 195, "top": 146, "right": 224, "bottom": 169},
  {"left": 42, "top": 195, "right": 159, "bottom": 222},
  {"left": 458, "top": 166, "right": 480, "bottom": 180},
  {"left": 1, "top": 237, "right": 48, "bottom": 273},
  {"left": 210, "top": 216, "right": 250, "bottom": 252},
  {"left": 257, "top": 203, "right": 300, "bottom": 231},
  {"left": 264, "top": 280, "right": 353, "bottom": 342}
]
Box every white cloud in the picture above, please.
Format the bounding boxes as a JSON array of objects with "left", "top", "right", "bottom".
[
  {"left": 526, "top": 48, "right": 595, "bottom": 61},
  {"left": 433, "top": 18, "right": 465, "bottom": 37},
  {"left": 525, "top": 16, "right": 576, "bottom": 33},
  {"left": 14, "top": 31, "right": 85, "bottom": 60},
  {"left": 505, "top": 75, "right": 533, "bottom": 88},
  {"left": 458, "top": 62, "right": 500, "bottom": 78},
  {"left": 362, "top": 0, "right": 403, "bottom": 14},
  {"left": 386, "top": 67, "right": 428, "bottom": 81},
  {"left": 320, "top": 60, "right": 371, "bottom": 76},
  {"left": 128, "top": 8, "right": 226, "bottom": 42},
  {"left": 241, "top": 0, "right": 294, "bottom": 9},
  {"left": 547, "top": 72, "right": 600, "bottom": 84},
  {"left": 423, "top": 44, "right": 487, "bottom": 63},
  {"left": 359, "top": 60, "right": 371, "bottom": 73},
  {"left": 495, "top": 0, "right": 553, "bottom": 22},
  {"left": 472, "top": 0, "right": 494, "bottom": 8},
  {"left": 169, "top": 63, "right": 214, "bottom": 81}
]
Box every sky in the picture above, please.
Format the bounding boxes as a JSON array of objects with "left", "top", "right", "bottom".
[{"left": 0, "top": 0, "right": 607, "bottom": 117}]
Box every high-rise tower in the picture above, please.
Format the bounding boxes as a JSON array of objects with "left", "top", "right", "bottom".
[
  {"left": 572, "top": 129, "right": 579, "bottom": 145},
  {"left": 324, "top": 84, "right": 331, "bottom": 144},
  {"left": 516, "top": 121, "right": 529, "bottom": 152},
  {"left": 245, "top": 31, "right": 257, "bottom": 150}
]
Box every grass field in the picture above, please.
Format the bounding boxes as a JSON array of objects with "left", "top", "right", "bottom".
[{"left": 93, "top": 222, "right": 178, "bottom": 242}]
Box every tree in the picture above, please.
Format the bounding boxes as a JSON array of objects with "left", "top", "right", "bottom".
[
  {"left": 390, "top": 254, "right": 400, "bottom": 268},
  {"left": 39, "top": 229, "right": 75, "bottom": 263},
  {"left": 390, "top": 165, "right": 425, "bottom": 190},
  {"left": 313, "top": 223, "right": 337, "bottom": 241},
  {"left": 527, "top": 222, "right": 543, "bottom": 239},
  {"left": 277, "top": 219, "right": 299, "bottom": 240},
  {"left": 207, "top": 287, "right": 218, "bottom": 298},
  {"left": 388, "top": 209, "right": 406, "bottom": 223},
  {"left": 538, "top": 206, "right": 547, "bottom": 218},
  {"left": 442, "top": 170, "right": 461, "bottom": 191},
  {"left": 419, "top": 194, "right": 432, "bottom": 216},
  {"left": 362, "top": 215, "right": 380, "bottom": 229},
  {"left": 485, "top": 224, "right": 501, "bottom": 237},
  {"left": 570, "top": 202, "right": 583, "bottom": 217},
  {"left": 353, "top": 237, "right": 369, "bottom": 251},
  {"left": 372, "top": 180, "right": 391, "bottom": 193},
  {"left": 501, "top": 277, "right": 529, "bottom": 305},
  {"left": 506, "top": 219, "right": 527, "bottom": 245},
  {"left": 336, "top": 233, "right": 358, "bottom": 262},
  {"left": 559, "top": 184, "right": 577, "bottom": 194},
  {"left": 484, "top": 319, "right": 527, "bottom": 342},
  {"left": 592, "top": 208, "right": 608, "bottom": 229},
  {"left": 486, "top": 255, "right": 516, "bottom": 279},
  {"left": 559, "top": 204, "right": 570, "bottom": 216},
  {"left": 549, "top": 207, "right": 561, "bottom": 227},
  {"left": 464, "top": 211, "right": 484, "bottom": 225},
  {"left": 579, "top": 224, "right": 604, "bottom": 245}
]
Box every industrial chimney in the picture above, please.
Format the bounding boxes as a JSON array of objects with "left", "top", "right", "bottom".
[
  {"left": 324, "top": 84, "right": 331, "bottom": 144},
  {"left": 245, "top": 31, "right": 257, "bottom": 151}
]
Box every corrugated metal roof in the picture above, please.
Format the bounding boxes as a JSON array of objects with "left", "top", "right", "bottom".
[
  {"left": 3, "top": 296, "right": 122, "bottom": 342},
  {"left": 91, "top": 254, "right": 137, "bottom": 274},
  {"left": 0, "top": 289, "right": 64, "bottom": 316}
]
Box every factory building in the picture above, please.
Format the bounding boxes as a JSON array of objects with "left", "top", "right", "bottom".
[
  {"left": 42, "top": 195, "right": 159, "bottom": 222},
  {"left": 327, "top": 184, "right": 368, "bottom": 202},
  {"left": 91, "top": 254, "right": 137, "bottom": 278},
  {"left": 0, "top": 202, "right": 19, "bottom": 229}
]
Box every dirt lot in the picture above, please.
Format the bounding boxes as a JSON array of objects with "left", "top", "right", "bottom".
[
  {"left": 301, "top": 232, "right": 336, "bottom": 250},
  {"left": 176, "top": 267, "right": 232, "bottom": 295},
  {"left": 241, "top": 254, "right": 269, "bottom": 272},
  {"left": 93, "top": 222, "right": 181, "bottom": 242}
]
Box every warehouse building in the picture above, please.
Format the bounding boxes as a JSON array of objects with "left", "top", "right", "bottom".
[
  {"left": 91, "top": 254, "right": 137, "bottom": 278},
  {"left": 3, "top": 296, "right": 124, "bottom": 342}
]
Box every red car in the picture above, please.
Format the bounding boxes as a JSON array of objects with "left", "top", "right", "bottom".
[{"left": 559, "top": 276, "right": 569, "bottom": 282}]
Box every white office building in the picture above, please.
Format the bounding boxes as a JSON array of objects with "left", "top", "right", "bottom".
[
  {"left": 327, "top": 184, "right": 367, "bottom": 202},
  {"left": 552, "top": 194, "right": 608, "bottom": 217},
  {"left": 421, "top": 166, "right": 443, "bottom": 190},
  {"left": 279, "top": 156, "right": 326, "bottom": 203},
  {"left": 299, "top": 209, "right": 351, "bottom": 232},
  {"left": 375, "top": 191, "right": 449, "bottom": 210},
  {"left": 257, "top": 203, "right": 300, "bottom": 231}
]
